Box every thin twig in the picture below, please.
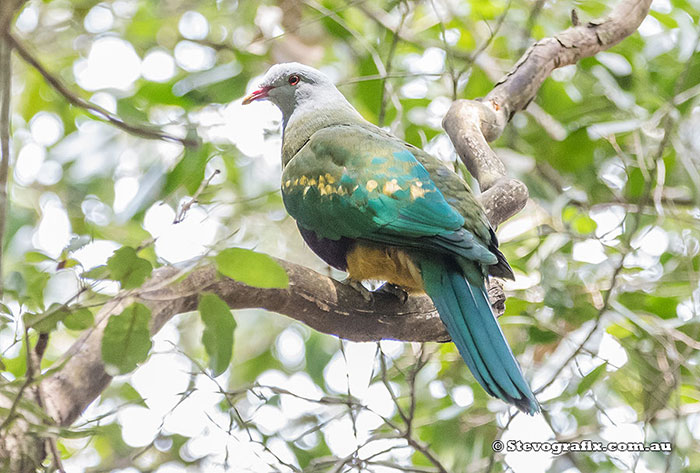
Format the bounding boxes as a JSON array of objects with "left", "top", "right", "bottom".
[
  {"left": 428, "top": 0, "right": 457, "bottom": 99},
  {"left": 6, "top": 33, "right": 198, "bottom": 148},
  {"left": 24, "top": 329, "right": 68, "bottom": 473},
  {"left": 0, "top": 336, "right": 35, "bottom": 433},
  {"left": 173, "top": 169, "right": 220, "bottom": 223},
  {"left": 46, "top": 435, "right": 66, "bottom": 473},
  {"left": 519, "top": 0, "right": 546, "bottom": 54},
  {"left": 467, "top": 0, "right": 511, "bottom": 66},
  {"left": 339, "top": 341, "right": 359, "bottom": 456},
  {"left": 339, "top": 72, "right": 443, "bottom": 85},
  {"left": 379, "top": 345, "right": 409, "bottom": 425},
  {"left": 534, "top": 259, "right": 625, "bottom": 395},
  {"left": 0, "top": 34, "right": 11, "bottom": 297},
  {"left": 304, "top": 0, "right": 403, "bottom": 120},
  {"left": 377, "top": 5, "right": 408, "bottom": 128},
  {"left": 405, "top": 345, "right": 428, "bottom": 438},
  {"left": 535, "top": 48, "right": 684, "bottom": 395}
]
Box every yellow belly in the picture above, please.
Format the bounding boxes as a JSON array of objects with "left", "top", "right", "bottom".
[{"left": 345, "top": 243, "right": 424, "bottom": 292}]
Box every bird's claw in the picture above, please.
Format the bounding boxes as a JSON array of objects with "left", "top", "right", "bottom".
[
  {"left": 341, "top": 277, "right": 374, "bottom": 303},
  {"left": 376, "top": 283, "right": 409, "bottom": 304},
  {"left": 341, "top": 279, "right": 409, "bottom": 304}
]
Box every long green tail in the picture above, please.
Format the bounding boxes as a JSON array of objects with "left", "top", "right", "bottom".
[{"left": 420, "top": 256, "right": 539, "bottom": 414}]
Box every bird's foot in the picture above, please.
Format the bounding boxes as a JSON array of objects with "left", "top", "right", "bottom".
[
  {"left": 375, "top": 283, "right": 409, "bottom": 304},
  {"left": 341, "top": 277, "right": 374, "bottom": 303}
]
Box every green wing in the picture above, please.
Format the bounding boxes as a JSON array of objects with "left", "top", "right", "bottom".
[{"left": 281, "top": 124, "right": 498, "bottom": 266}]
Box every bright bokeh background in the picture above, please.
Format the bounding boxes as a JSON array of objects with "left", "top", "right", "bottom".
[{"left": 1, "top": 0, "right": 700, "bottom": 472}]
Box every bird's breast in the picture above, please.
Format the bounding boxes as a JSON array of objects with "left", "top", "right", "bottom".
[{"left": 345, "top": 242, "right": 424, "bottom": 292}]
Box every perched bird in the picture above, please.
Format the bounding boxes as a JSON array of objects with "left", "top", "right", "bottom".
[{"left": 243, "top": 63, "right": 539, "bottom": 414}]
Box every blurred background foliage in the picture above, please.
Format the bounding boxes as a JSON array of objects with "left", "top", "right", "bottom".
[{"left": 1, "top": 0, "right": 700, "bottom": 472}]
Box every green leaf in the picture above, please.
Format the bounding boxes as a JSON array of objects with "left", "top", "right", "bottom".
[
  {"left": 528, "top": 326, "right": 559, "bottom": 344},
  {"left": 577, "top": 362, "right": 608, "bottom": 395},
  {"left": 25, "top": 305, "right": 94, "bottom": 332},
  {"left": 619, "top": 292, "right": 679, "bottom": 319},
  {"left": 355, "top": 55, "right": 382, "bottom": 120},
  {"left": 198, "top": 293, "right": 236, "bottom": 376},
  {"left": 25, "top": 303, "right": 67, "bottom": 332},
  {"left": 17, "top": 266, "right": 50, "bottom": 310},
  {"left": 63, "top": 308, "right": 94, "bottom": 330},
  {"left": 118, "top": 382, "right": 147, "bottom": 407},
  {"left": 106, "top": 247, "right": 153, "bottom": 289},
  {"left": 573, "top": 215, "right": 597, "bottom": 234},
  {"left": 607, "top": 323, "right": 636, "bottom": 339},
  {"left": 215, "top": 248, "right": 289, "bottom": 289},
  {"left": 25, "top": 251, "right": 54, "bottom": 263},
  {"left": 102, "top": 303, "right": 152, "bottom": 375},
  {"left": 58, "top": 258, "right": 80, "bottom": 269},
  {"left": 626, "top": 167, "right": 645, "bottom": 200},
  {"left": 82, "top": 265, "right": 110, "bottom": 280},
  {"left": 164, "top": 143, "right": 209, "bottom": 195}
]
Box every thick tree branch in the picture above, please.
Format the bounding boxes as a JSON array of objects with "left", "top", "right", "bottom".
[
  {"left": 443, "top": 0, "right": 652, "bottom": 220},
  {"left": 42, "top": 259, "right": 507, "bottom": 427},
  {"left": 43, "top": 261, "right": 440, "bottom": 426}
]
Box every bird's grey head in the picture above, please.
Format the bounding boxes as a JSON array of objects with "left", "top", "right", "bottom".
[{"left": 242, "top": 63, "right": 343, "bottom": 119}]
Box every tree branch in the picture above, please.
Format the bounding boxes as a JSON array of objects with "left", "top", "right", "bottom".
[
  {"left": 43, "top": 260, "right": 446, "bottom": 426},
  {"left": 0, "top": 28, "right": 11, "bottom": 297},
  {"left": 443, "top": 0, "right": 652, "bottom": 216},
  {"left": 5, "top": 32, "right": 199, "bottom": 149}
]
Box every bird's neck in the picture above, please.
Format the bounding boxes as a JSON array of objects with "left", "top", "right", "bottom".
[{"left": 280, "top": 93, "right": 364, "bottom": 166}]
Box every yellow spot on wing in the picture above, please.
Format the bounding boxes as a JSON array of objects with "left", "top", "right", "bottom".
[
  {"left": 383, "top": 179, "right": 401, "bottom": 196},
  {"left": 299, "top": 176, "right": 307, "bottom": 185},
  {"left": 366, "top": 180, "right": 378, "bottom": 192},
  {"left": 325, "top": 173, "right": 335, "bottom": 184},
  {"left": 318, "top": 175, "right": 326, "bottom": 185},
  {"left": 410, "top": 184, "right": 427, "bottom": 199}
]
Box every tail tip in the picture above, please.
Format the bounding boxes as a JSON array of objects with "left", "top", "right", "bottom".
[{"left": 514, "top": 396, "right": 541, "bottom": 415}]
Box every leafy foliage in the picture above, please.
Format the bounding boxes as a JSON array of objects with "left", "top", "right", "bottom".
[
  {"left": 106, "top": 246, "right": 154, "bottom": 289},
  {"left": 198, "top": 293, "right": 236, "bottom": 376},
  {"left": 215, "top": 248, "right": 289, "bottom": 289},
  {"left": 0, "top": 0, "right": 699, "bottom": 472},
  {"left": 101, "top": 303, "right": 152, "bottom": 375}
]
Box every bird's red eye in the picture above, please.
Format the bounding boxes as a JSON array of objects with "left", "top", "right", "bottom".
[{"left": 288, "top": 74, "right": 300, "bottom": 86}]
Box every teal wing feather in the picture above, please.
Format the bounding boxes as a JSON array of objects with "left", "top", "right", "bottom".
[{"left": 281, "top": 124, "right": 496, "bottom": 265}]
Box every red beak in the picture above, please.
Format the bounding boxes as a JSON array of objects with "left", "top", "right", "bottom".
[{"left": 242, "top": 86, "right": 270, "bottom": 105}]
